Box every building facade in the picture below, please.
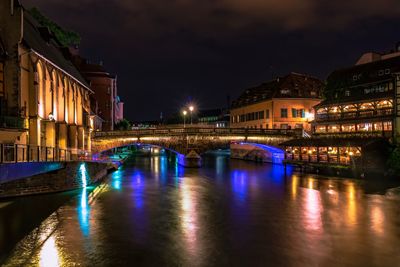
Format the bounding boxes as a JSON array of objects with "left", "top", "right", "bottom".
[
  {"left": 230, "top": 73, "right": 324, "bottom": 131},
  {"left": 312, "top": 50, "right": 400, "bottom": 140},
  {"left": 197, "top": 108, "right": 229, "bottom": 128},
  {"left": 72, "top": 57, "right": 123, "bottom": 131},
  {"left": 0, "top": 1, "right": 92, "bottom": 161}
]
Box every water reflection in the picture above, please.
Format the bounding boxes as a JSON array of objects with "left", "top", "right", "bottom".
[
  {"left": 370, "top": 203, "right": 385, "bottom": 236},
  {"left": 3, "top": 154, "right": 400, "bottom": 267},
  {"left": 291, "top": 175, "right": 299, "bottom": 199},
  {"left": 77, "top": 188, "right": 90, "bottom": 237},
  {"left": 111, "top": 169, "right": 123, "bottom": 191},
  {"left": 179, "top": 179, "right": 199, "bottom": 257},
  {"left": 39, "top": 236, "right": 61, "bottom": 267},
  {"left": 132, "top": 171, "right": 145, "bottom": 209},
  {"left": 346, "top": 182, "right": 357, "bottom": 227},
  {"left": 231, "top": 170, "right": 248, "bottom": 202},
  {"left": 303, "top": 185, "right": 323, "bottom": 232}
]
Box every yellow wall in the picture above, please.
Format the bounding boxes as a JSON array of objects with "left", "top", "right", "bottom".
[{"left": 230, "top": 98, "right": 321, "bottom": 131}]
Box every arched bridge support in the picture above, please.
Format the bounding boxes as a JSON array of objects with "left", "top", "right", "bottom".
[
  {"left": 91, "top": 127, "right": 302, "bottom": 167},
  {"left": 230, "top": 142, "right": 285, "bottom": 164}
]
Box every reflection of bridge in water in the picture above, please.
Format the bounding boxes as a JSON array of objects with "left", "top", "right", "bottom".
[{"left": 92, "top": 127, "right": 304, "bottom": 167}]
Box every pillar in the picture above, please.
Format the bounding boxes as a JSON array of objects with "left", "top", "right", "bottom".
[
  {"left": 28, "top": 117, "right": 41, "bottom": 161},
  {"left": 44, "top": 120, "right": 56, "bottom": 160},
  {"left": 68, "top": 125, "right": 78, "bottom": 160},
  {"left": 57, "top": 122, "right": 68, "bottom": 160}
]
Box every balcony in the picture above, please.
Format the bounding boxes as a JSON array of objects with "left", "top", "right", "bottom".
[
  {"left": 315, "top": 108, "right": 393, "bottom": 122},
  {"left": 0, "top": 116, "right": 28, "bottom": 130}
]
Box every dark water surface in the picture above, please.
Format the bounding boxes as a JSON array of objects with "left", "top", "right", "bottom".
[{"left": 1, "top": 154, "right": 400, "bottom": 266}]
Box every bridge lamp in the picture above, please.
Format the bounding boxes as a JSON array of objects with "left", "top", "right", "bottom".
[
  {"left": 182, "top": 110, "right": 188, "bottom": 128},
  {"left": 189, "top": 105, "right": 194, "bottom": 125}
]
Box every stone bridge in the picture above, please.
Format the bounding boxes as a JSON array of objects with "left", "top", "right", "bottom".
[{"left": 91, "top": 127, "right": 303, "bottom": 167}]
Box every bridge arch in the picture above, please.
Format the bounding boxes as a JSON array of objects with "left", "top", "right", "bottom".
[{"left": 91, "top": 127, "right": 301, "bottom": 167}]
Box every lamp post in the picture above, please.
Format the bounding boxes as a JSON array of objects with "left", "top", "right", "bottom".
[
  {"left": 182, "top": 110, "right": 187, "bottom": 128},
  {"left": 189, "top": 105, "right": 194, "bottom": 125}
]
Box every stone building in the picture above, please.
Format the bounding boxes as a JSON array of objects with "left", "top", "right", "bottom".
[
  {"left": 71, "top": 56, "right": 123, "bottom": 131},
  {"left": 0, "top": 1, "right": 93, "bottom": 160},
  {"left": 230, "top": 73, "right": 324, "bottom": 131},
  {"left": 312, "top": 48, "right": 400, "bottom": 140}
]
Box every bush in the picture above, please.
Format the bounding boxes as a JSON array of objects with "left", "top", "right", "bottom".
[
  {"left": 387, "top": 146, "right": 400, "bottom": 174},
  {"left": 115, "top": 119, "right": 131, "bottom": 131}
]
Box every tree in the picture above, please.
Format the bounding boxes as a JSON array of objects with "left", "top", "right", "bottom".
[
  {"left": 28, "top": 7, "right": 81, "bottom": 47},
  {"left": 115, "top": 119, "right": 131, "bottom": 131}
]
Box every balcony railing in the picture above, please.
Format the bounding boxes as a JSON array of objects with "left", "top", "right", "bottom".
[
  {"left": 315, "top": 108, "right": 393, "bottom": 122},
  {"left": 313, "top": 130, "right": 392, "bottom": 138},
  {"left": 0, "top": 116, "right": 27, "bottom": 130}
]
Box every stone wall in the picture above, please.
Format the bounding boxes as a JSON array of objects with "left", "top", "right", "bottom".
[
  {"left": 0, "top": 161, "right": 115, "bottom": 198},
  {"left": 0, "top": 162, "right": 64, "bottom": 184}
]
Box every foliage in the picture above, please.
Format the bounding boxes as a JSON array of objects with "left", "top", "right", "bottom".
[
  {"left": 387, "top": 146, "right": 400, "bottom": 174},
  {"left": 115, "top": 119, "right": 131, "bottom": 131},
  {"left": 28, "top": 7, "right": 81, "bottom": 47}
]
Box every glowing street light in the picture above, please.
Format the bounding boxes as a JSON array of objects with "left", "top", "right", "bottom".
[
  {"left": 182, "top": 110, "right": 187, "bottom": 128},
  {"left": 189, "top": 105, "right": 194, "bottom": 125}
]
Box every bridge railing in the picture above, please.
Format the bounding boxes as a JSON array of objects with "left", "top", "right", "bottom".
[{"left": 93, "top": 127, "right": 303, "bottom": 138}]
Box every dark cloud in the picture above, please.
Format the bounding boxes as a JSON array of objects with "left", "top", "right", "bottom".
[{"left": 21, "top": 0, "right": 400, "bottom": 120}]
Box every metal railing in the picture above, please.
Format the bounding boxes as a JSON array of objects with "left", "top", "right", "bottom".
[
  {"left": 0, "top": 116, "right": 27, "bottom": 129},
  {"left": 94, "top": 127, "right": 304, "bottom": 138},
  {"left": 312, "top": 130, "right": 392, "bottom": 138},
  {"left": 0, "top": 144, "right": 73, "bottom": 163}
]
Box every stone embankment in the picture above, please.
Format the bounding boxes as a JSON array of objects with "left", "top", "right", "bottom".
[{"left": 0, "top": 161, "right": 117, "bottom": 198}]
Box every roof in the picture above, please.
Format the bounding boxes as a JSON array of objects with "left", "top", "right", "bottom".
[
  {"left": 320, "top": 54, "right": 400, "bottom": 105},
  {"left": 231, "top": 72, "right": 324, "bottom": 109},
  {"left": 314, "top": 92, "right": 393, "bottom": 108},
  {"left": 280, "top": 137, "right": 389, "bottom": 148},
  {"left": 22, "top": 12, "right": 90, "bottom": 89}
]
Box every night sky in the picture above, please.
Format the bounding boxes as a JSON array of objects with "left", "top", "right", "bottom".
[{"left": 21, "top": 0, "right": 400, "bottom": 121}]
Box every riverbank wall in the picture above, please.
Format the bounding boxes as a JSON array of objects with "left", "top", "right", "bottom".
[{"left": 0, "top": 161, "right": 117, "bottom": 198}]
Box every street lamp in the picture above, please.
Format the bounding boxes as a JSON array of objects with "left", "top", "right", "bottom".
[
  {"left": 189, "top": 105, "right": 194, "bottom": 125},
  {"left": 182, "top": 110, "right": 187, "bottom": 128}
]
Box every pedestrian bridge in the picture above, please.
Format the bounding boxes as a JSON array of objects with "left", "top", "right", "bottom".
[{"left": 91, "top": 127, "right": 303, "bottom": 167}]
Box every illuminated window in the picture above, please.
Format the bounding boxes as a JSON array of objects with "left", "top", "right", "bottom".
[
  {"left": 342, "top": 124, "right": 356, "bottom": 132},
  {"left": 292, "top": 108, "right": 305, "bottom": 118},
  {"left": 315, "top": 125, "right": 326, "bottom": 133},
  {"left": 281, "top": 108, "right": 288, "bottom": 118}
]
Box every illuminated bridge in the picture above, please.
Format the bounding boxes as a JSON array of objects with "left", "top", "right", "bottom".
[{"left": 92, "top": 127, "right": 304, "bottom": 167}]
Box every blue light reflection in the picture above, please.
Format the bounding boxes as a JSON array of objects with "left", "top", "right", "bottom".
[
  {"left": 132, "top": 171, "right": 145, "bottom": 209},
  {"left": 77, "top": 188, "right": 90, "bottom": 236}
]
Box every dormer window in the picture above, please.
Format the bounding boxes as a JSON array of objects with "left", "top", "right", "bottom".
[{"left": 280, "top": 89, "right": 290, "bottom": 95}]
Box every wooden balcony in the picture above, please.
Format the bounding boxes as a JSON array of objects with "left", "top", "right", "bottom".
[{"left": 315, "top": 108, "right": 393, "bottom": 122}]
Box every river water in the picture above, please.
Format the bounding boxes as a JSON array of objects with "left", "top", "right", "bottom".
[{"left": 1, "top": 154, "right": 400, "bottom": 266}]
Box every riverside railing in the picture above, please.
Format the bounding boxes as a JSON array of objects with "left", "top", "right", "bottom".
[{"left": 0, "top": 144, "right": 73, "bottom": 164}]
